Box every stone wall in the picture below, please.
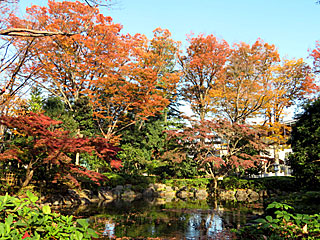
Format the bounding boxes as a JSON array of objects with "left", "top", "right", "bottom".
[{"left": 43, "top": 183, "right": 265, "bottom": 206}]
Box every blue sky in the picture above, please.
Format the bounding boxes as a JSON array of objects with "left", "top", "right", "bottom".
[{"left": 19, "top": 0, "right": 320, "bottom": 62}]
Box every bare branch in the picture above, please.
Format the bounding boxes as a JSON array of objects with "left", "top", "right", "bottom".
[{"left": 0, "top": 28, "right": 75, "bottom": 37}]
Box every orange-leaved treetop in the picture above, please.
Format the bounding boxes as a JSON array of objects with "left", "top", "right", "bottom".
[
  {"left": 212, "top": 39, "right": 280, "bottom": 123},
  {"left": 179, "top": 34, "right": 230, "bottom": 121},
  {"left": 9, "top": 1, "right": 180, "bottom": 141}
]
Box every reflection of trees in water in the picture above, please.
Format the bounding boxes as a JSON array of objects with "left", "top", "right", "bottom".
[
  {"left": 86, "top": 199, "right": 259, "bottom": 238},
  {"left": 103, "top": 219, "right": 115, "bottom": 238},
  {"left": 186, "top": 212, "right": 224, "bottom": 239}
]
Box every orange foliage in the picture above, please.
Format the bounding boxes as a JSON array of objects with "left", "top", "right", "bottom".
[
  {"left": 179, "top": 34, "right": 230, "bottom": 120},
  {"left": 212, "top": 39, "right": 280, "bottom": 123},
  {"left": 9, "top": 1, "right": 180, "bottom": 141}
]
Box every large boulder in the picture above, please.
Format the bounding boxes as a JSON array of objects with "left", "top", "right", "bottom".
[
  {"left": 195, "top": 189, "right": 208, "bottom": 200},
  {"left": 121, "top": 190, "right": 136, "bottom": 201},
  {"left": 218, "top": 190, "right": 236, "bottom": 201},
  {"left": 235, "top": 189, "right": 248, "bottom": 202}
]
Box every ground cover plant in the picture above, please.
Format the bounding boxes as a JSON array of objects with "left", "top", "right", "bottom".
[
  {"left": 0, "top": 191, "right": 99, "bottom": 239},
  {"left": 236, "top": 202, "right": 320, "bottom": 240}
]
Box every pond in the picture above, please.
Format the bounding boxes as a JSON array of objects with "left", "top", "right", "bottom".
[{"left": 64, "top": 198, "right": 264, "bottom": 239}]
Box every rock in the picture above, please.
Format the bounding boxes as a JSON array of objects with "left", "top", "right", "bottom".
[
  {"left": 64, "top": 200, "right": 72, "bottom": 205},
  {"left": 219, "top": 190, "right": 235, "bottom": 201},
  {"left": 176, "top": 190, "right": 188, "bottom": 199},
  {"left": 112, "top": 189, "right": 122, "bottom": 198},
  {"left": 153, "top": 183, "right": 167, "bottom": 191},
  {"left": 165, "top": 186, "right": 174, "bottom": 192},
  {"left": 114, "top": 185, "right": 124, "bottom": 191},
  {"left": 163, "top": 190, "right": 176, "bottom": 199},
  {"left": 122, "top": 190, "right": 136, "bottom": 201},
  {"left": 80, "top": 197, "right": 91, "bottom": 205},
  {"left": 135, "top": 192, "right": 142, "bottom": 199},
  {"left": 81, "top": 189, "right": 93, "bottom": 199},
  {"left": 154, "top": 198, "right": 166, "bottom": 205},
  {"left": 248, "top": 191, "right": 260, "bottom": 202},
  {"left": 246, "top": 189, "right": 253, "bottom": 195},
  {"left": 195, "top": 189, "right": 208, "bottom": 200},
  {"left": 98, "top": 191, "right": 113, "bottom": 201},
  {"left": 143, "top": 187, "right": 156, "bottom": 197},
  {"left": 235, "top": 190, "right": 248, "bottom": 202}
]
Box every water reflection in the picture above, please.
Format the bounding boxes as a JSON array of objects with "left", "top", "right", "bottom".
[
  {"left": 185, "top": 213, "right": 223, "bottom": 239},
  {"left": 87, "top": 198, "right": 263, "bottom": 239},
  {"left": 103, "top": 220, "right": 115, "bottom": 238}
]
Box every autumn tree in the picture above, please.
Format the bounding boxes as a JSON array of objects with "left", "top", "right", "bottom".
[
  {"left": 211, "top": 39, "right": 280, "bottom": 123},
  {"left": 92, "top": 28, "right": 181, "bottom": 139},
  {"left": 168, "top": 119, "right": 267, "bottom": 190},
  {"left": 0, "top": 112, "right": 121, "bottom": 188},
  {"left": 261, "top": 59, "right": 317, "bottom": 164},
  {"left": 10, "top": 1, "right": 180, "bottom": 142},
  {"left": 179, "top": 34, "right": 229, "bottom": 121}
]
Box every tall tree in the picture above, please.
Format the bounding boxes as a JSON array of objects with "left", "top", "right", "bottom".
[
  {"left": 211, "top": 39, "right": 280, "bottom": 123},
  {"left": 289, "top": 99, "right": 320, "bottom": 189},
  {"left": 179, "top": 34, "right": 230, "bottom": 121},
  {"left": 262, "top": 58, "right": 317, "bottom": 163},
  {"left": 92, "top": 28, "right": 181, "bottom": 139},
  {"left": 10, "top": 1, "right": 180, "bottom": 141}
]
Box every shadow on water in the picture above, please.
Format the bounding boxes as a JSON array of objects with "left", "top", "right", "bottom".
[{"left": 61, "top": 198, "right": 264, "bottom": 239}]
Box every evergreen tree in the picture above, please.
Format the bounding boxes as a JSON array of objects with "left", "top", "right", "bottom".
[{"left": 289, "top": 99, "right": 320, "bottom": 190}]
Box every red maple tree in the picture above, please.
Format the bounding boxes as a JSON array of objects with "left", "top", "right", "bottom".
[
  {"left": 167, "top": 119, "right": 267, "bottom": 189},
  {"left": 0, "top": 112, "right": 121, "bottom": 188}
]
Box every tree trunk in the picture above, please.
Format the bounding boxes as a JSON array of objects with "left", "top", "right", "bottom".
[
  {"left": 75, "top": 128, "right": 83, "bottom": 165},
  {"left": 212, "top": 177, "right": 218, "bottom": 196},
  {"left": 22, "top": 163, "right": 34, "bottom": 188}
]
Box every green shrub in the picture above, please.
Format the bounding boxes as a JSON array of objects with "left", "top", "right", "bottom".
[
  {"left": 163, "top": 178, "right": 210, "bottom": 189},
  {"left": 103, "top": 172, "right": 126, "bottom": 187},
  {"left": 236, "top": 202, "right": 320, "bottom": 239},
  {"left": 218, "top": 177, "right": 251, "bottom": 190},
  {"left": 0, "top": 191, "right": 99, "bottom": 239},
  {"left": 218, "top": 176, "right": 296, "bottom": 192}
]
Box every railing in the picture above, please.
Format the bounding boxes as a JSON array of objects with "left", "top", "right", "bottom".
[{"left": 0, "top": 172, "right": 17, "bottom": 186}]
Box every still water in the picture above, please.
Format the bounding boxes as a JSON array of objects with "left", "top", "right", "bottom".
[{"left": 69, "top": 198, "right": 263, "bottom": 239}]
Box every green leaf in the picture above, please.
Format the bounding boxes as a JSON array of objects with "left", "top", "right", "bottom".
[
  {"left": 87, "top": 228, "right": 99, "bottom": 237},
  {"left": 42, "top": 205, "right": 51, "bottom": 214},
  {"left": 14, "top": 220, "right": 27, "bottom": 227},
  {"left": 76, "top": 219, "right": 88, "bottom": 229},
  {"left": 266, "top": 202, "right": 276, "bottom": 210},
  {"left": 254, "top": 218, "right": 267, "bottom": 223},
  {"left": 72, "top": 231, "right": 83, "bottom": 240},
  {"left": 26, "top": 191, "right": 38, "bottom": 203},
  {"left": 266, "top": 216, "right": 273, "bottom": 222},
  {"left": 5, "top": 215, "right": 13, "bottom": 226},
  {"left": 0, "top": 223, "right": 5, "bottom": 236},
  {"left": 284, "top": 215, "right": 290, "bottom": 221}
]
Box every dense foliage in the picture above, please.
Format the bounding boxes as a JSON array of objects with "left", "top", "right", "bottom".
[
  {"left": 236, "top": 202, "right": 320, "bottom": 240},
  {"left": 289, "top": 99, "right": 320, "bottom": 190},
  {"left": 0, "top": 112, "right": 121, "bottom": 188},
  {"left": 0, "top": 191, "right": 99, "bottom": 239}
]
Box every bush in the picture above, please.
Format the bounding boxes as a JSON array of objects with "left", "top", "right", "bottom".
[
  {"left": 0, "top": 191, "right": 99, "bottom": 239},
  {"left": 218, "top": 176, "right": 296, "bottom": 192},
  {"left": 163, "top": 178, "right": 210, "bottom": 189},
  {"left": 236, "top": 202, "right": 320, "bottom": 239}
]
